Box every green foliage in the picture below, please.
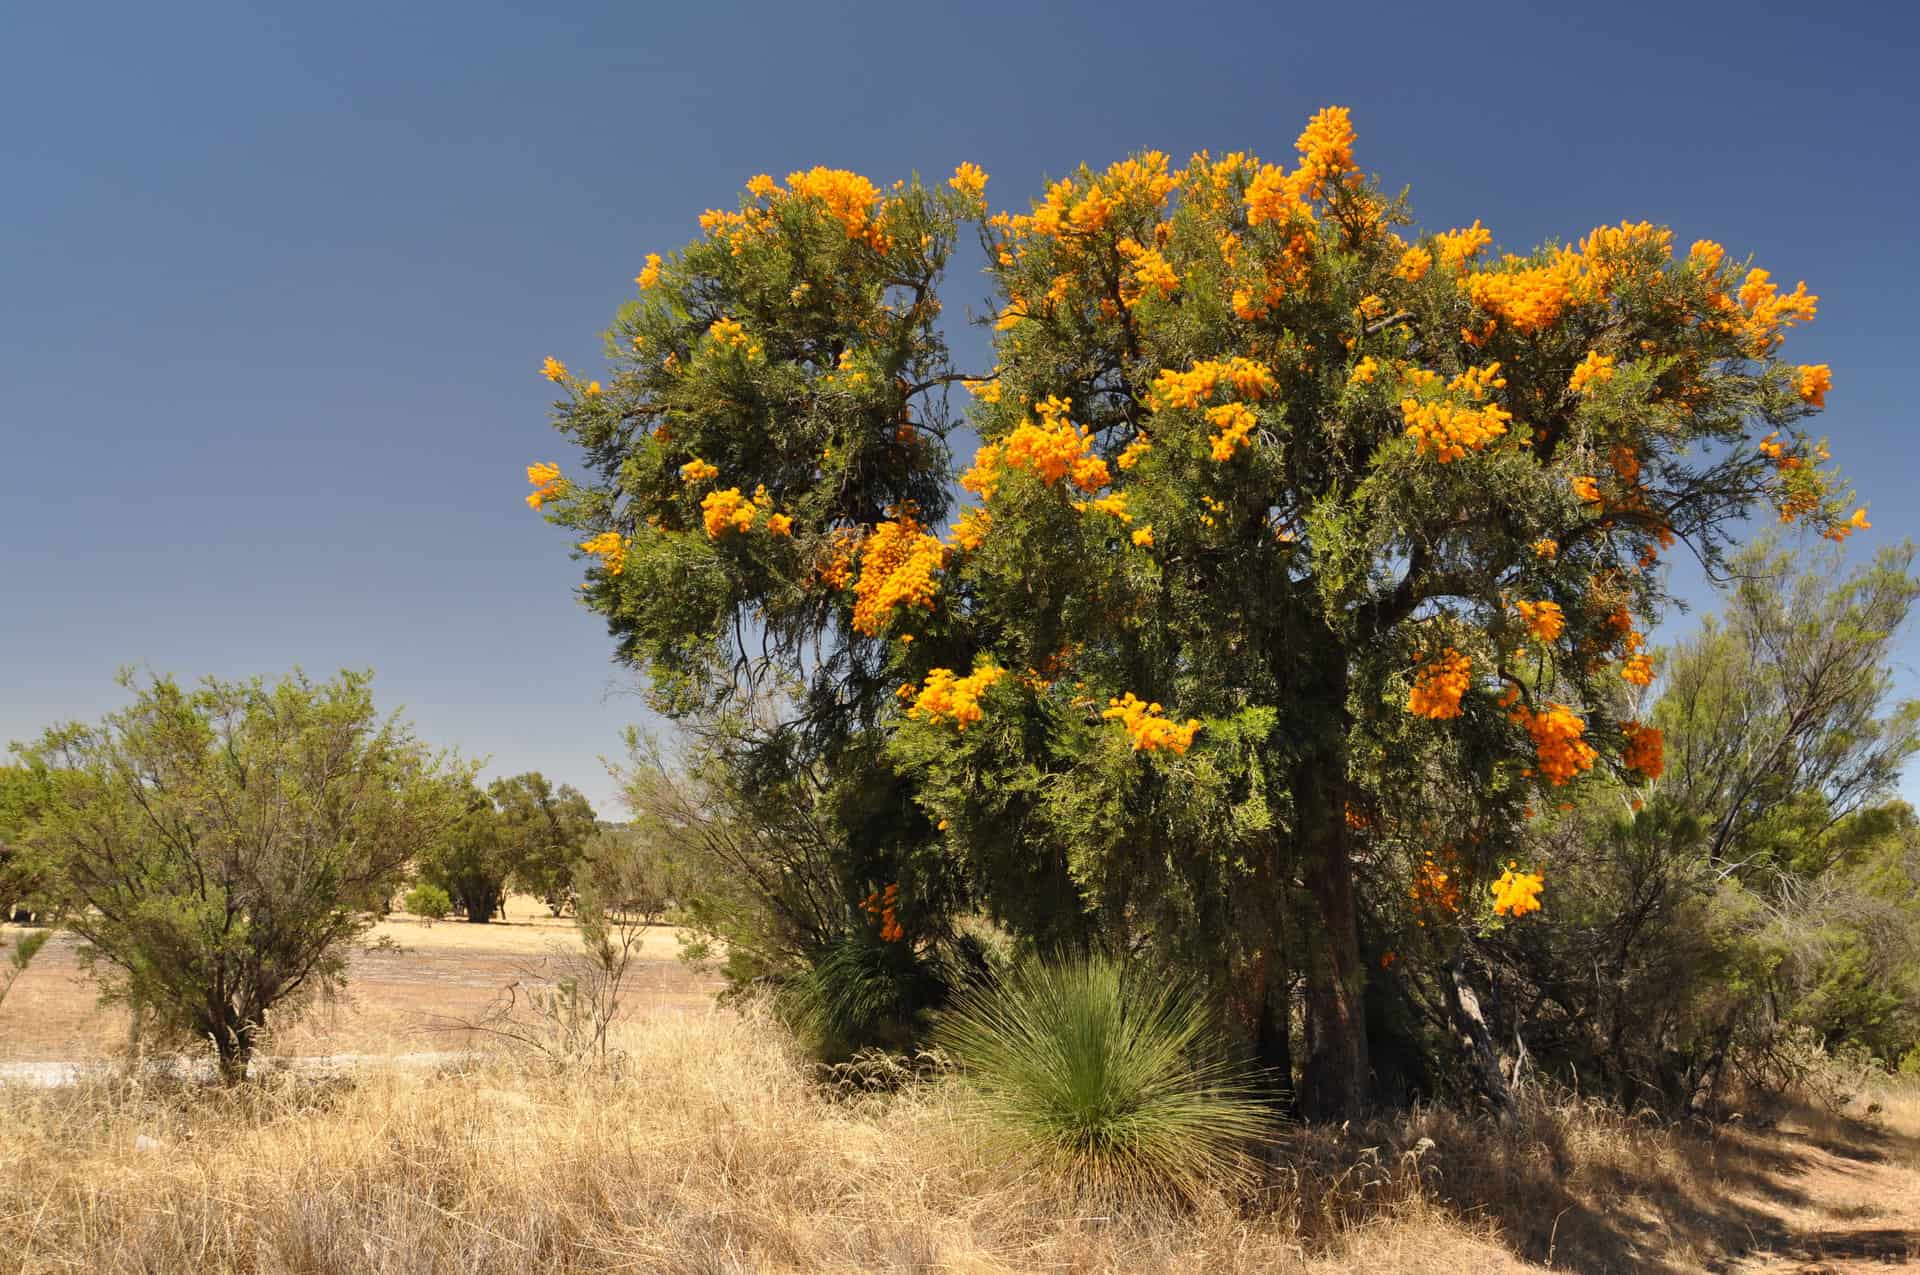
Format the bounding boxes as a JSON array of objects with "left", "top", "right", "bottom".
[
  {"left": 403, "top": 881, "right": 452, "bottom": 922},
  {"left": 415, "top": 782, "right": 513, "bottom": 922},
  {"left": 0, "top": 764, "right": 55, "bottom": 917},
  {"left": 19, "top": 668, "right": 463, "bottom": 1080},
  {"left": 491, "top": 772, "right": 597, "bottom": 916},
  {"left": 1472, "top": 541, "right": 1920, "bottom": 1110},
  {"left": 935, "top": 956, "right": 1272, "bottom": 1201}
]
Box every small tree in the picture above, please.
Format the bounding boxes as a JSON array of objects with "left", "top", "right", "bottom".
[
  {"left": 19, "top": 669, "right": 462, "bottom": 1082},
  {"left": 493, "top": 771, "right": 598, "bottom": 916},
  {"left": 404, "top": 881, "right": 453, "bottom": 924},
  {"left": 0, "top": 765, "right": 53, "bottom": 921},
  {"left": 416, "top": 782, "right": 513, "bottom": 922}
]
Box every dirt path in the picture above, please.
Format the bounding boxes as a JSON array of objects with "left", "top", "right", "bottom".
[{"left": 1727, "top": 1105, "right": 1920, "bottom": 1273}]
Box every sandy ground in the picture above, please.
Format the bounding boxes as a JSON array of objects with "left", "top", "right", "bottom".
[
  {"left": 1726, "top": 1099, "right": 1920, "bottom": 1274},
  {"left": 0, "top": 896, "right": 719, "bottom": 1062}
]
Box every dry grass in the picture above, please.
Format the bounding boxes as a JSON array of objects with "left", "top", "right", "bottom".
[{"left": 10, "top": 1006, "right": 1914, "bottom": 1275}]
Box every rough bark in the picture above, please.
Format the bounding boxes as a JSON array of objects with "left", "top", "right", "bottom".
[
  {"left": 1293, "top": 642, "right": 1369, "bottom": 1122},
  {"left": 1444, "top": 954, "right": 1515, "bottom": 1119}
]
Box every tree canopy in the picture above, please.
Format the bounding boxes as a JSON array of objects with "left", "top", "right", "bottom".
[
  {"left": 18, "top": 669, "right": 462, "bottom": 1080},
  {"left": 531, "top": 107, "right": 1864, "bottom": 1115}
]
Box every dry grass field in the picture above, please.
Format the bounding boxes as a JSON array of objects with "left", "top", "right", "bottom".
[
  {"left": 4, "top": 909, "right": 1918, "bottom": 1273},
  {"left": 0, "top": 896, "right": 715, "bottom": 1063}
]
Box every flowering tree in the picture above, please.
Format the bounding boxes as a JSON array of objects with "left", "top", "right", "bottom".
[{"left": 532, "top": 112, "right": 1862, "bottom": 1116}]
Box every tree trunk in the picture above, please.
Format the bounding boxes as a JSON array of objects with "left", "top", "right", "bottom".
[
  {"left": 213, "top": 1026, "right": 251, "bottom": 1086},
  {"left": 1444, "top": 954, "right": 1514, "bottom": 1119},
  {"left": 1300, "top": 837, "right": 1367, "bottom": 1119}
]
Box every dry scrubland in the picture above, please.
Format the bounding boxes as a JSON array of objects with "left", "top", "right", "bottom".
[
  {"left": 4, "top": 977, "right": 1919, "bottom": 1274},
  {"left": 0, "top": 899, "right": 711, "bottom": 1061}
]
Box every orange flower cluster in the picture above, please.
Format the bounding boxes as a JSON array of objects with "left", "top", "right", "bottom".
[
  {"left": 707, "top": 316, "right": 763, "bottom": 358},
  {"left": 961, "top": 441, "right": 1005, "bottom": 501},
  {"left": 1206, "top": 401, "right": 1259, "bottom": 461},
  {"left": 635, "top": 253, "right": 662, "bottom": 290},
  {"left": 1823, "top": 507, "right": 1872, "bottom": 544},
  {"left": 1621, "top": 721, "right": 1664, "bottom": 780},
  {"left": 1511, "top": 700, "right": 1597, "bottom": 786},
  {"left": 1102, "top": 692, "right": 1202, "bottom": 754},
  {"left": 1432, "top": 221, "right": 1491, "bottom": 272},
  {"left": 1570, "top": 475, "right": 1602, "bottom": 504},
  {"left": 1622, "top": 653, "right": 1655, "bottom": 687},
  {"left": 1401, "top": 398, "right": 1511, "bottom": 462},
  {"left": 541, "top": 356, "right": 568, "bottom": 383},
  {"left": 1243, "top": 107, "right": 1357, "bottom": 224},
  {"left": 1150, "top": 357, "right": 1278, "bottom": 411},
  {"left": 1131, "top": 525, "right": 1155, "bottom": 547},
  {"left": 579, "top": 531, "right": 627, "bottom": 575},
  {"left": 1409, "top": 853, "right": 1463, "bottom": 918},
  {"left": 1490, "top": 865, "right": 1544, "bottom": 917},
  {"left": 1407, "top": 648, "right": 1470, "bottom": 719},
  {"left": 1116, "top": 435, "right": 1152, "bottom": 470},
  {"left": 907, "top": 663, "right": 1005, "bottom": 731},
  {"left": 1514, "top": 599, "right": 1566, "bottom": 642},
  {"left": 1533, "top": 538, "right": 1559, "bottom": 560},
  {"left": 1462, "top": 251, "right": 1582, "bottom": 335},
  {"left": 1349, "top": 356, "right": 1380, "bottom": 386},
  {"left": 1794, "top": 363, "right": 1832, "bottom": 409},
  {"left": 950, "top": 507, "right": 992, "bottom": 551},
  {"left": 701, "top": 487, "right": 762, "bottom": 538},
  {"left": 1569, "top": 350, "right": 1616, "bottom": 395},
  {"left": 1394, "top": 245, "right": 1433, "bottom": 282},
  {"left": 774, "top": 166, "right": 887, "bottom": 249},
  {"left": 679, "top": 457, "right": 719, "bottom": 483},
  {"left": 1075, "top": 491, "right": 1132, "bottom": 522},
  {"left": 851, "top": 515, "right": 949, "bottom": 634},
  {"left": 999, "top": 396, "right": 1111, "bottom": 492},
  {"left": 816, "top": 528, "right": 863, "bottom": 590},
  {"left": 525, "top": 462, "right": 563, "bottom": 510},
  {"left": 995, "top": 152, "right": 1174, "bottom": 246},
  {"left": 1117, "top": 236, "right": 1179, "bottom": 306},
  {"left": 766, "top": 513, "right": 793, "bottom": 537},
  {"left": 861, "top": 883, "right": 904, "bottom": 943},
  {"left": 949, "top": 162, "right": 989, "bottom": 202},
  {"left": 1735, "top": 268, "right": 1818, "bottom": 355}
]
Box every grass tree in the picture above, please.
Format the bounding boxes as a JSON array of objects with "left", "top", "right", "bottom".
[{"left": 20, "top": 669, "right": 463, "bottom": 1081}]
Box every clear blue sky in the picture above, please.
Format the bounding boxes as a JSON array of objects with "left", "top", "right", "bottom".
[{"left": 4, "top": 0, "right": 1917, "bottom": 817}]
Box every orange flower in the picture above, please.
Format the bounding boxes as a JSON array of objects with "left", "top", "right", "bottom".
[
  {"left": 1794, "top": 363, "right": 1832, "bottom": 408},
  {"left": 1622, "top": 721, "right": 1664, "bottom": 779},
  {"left": 1408, "top": 648, "right": 1470, "bottom": 719},
  {"left": 1103, "top": 692, "right": 1202, "bottom": 753}
]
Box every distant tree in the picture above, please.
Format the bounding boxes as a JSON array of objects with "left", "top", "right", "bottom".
[
  {"left": 0, "top": 764, "right": 54, "bottom": 921},
  {"left": 19, "top": 669, "right": 462, "bottom": 1082},
  {"left": 416, "top": 782, "right": 513, "bottom": 923},
  {"left": 492, "top": 772, "right": 598, "bottom": 916}
]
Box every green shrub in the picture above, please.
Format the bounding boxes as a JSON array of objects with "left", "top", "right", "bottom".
[
  {"left": 935, "top": 955, "right": 1273, "bottom": 1201},
  {"left": 404, "top": 882, "right": 452, "bottom": 923}
]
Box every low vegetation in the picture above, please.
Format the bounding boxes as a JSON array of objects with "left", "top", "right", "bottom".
[{"left": 3, "top": 1007, "right": 1915, "bottom": 1274}]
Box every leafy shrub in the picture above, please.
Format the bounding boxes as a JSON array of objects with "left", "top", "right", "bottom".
[
  {"left": 404, "top": 882, "right": 452, "bottom": 923},
  {"left": 935, "top": 955, "right": 1273, "bottom": 1201}
]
